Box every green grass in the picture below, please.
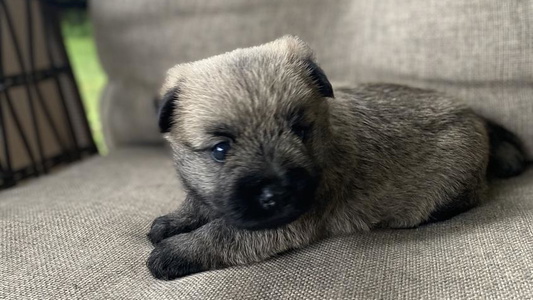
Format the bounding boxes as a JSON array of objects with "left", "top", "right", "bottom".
[{"left": 62, "top": 13, "right": 107, "bottom": 154}]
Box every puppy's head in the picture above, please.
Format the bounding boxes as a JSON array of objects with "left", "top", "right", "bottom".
[{"left": 158, "top": 36, "right": 334, "bottom": 230}]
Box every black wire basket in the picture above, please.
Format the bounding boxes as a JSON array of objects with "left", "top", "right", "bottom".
[{"left": 0, "top": 0, "right": 97, "bottom": 190}]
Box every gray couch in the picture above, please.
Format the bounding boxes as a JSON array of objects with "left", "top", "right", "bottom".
[{"left": 2, "top": 1, "right": 532, "bottom": 299}]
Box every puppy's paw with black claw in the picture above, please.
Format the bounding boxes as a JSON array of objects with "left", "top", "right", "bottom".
[
  {"left": 147, "top": 215, "right": 188, "bottom": 245},
  {"left": 148, "top": 214, "right": 206, "bottom": 245},
  {"left": 147, "top": 240, "right": 205, "bottom": 280},
  {"left": 147, "top": 215, "right": 176, "bottom": 245}
]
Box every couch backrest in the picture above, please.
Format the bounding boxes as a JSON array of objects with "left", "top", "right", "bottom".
[{"left": 91, "top": 0, "right": 533, "bottom": 158}]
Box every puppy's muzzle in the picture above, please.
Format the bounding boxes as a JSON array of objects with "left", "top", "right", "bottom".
[{"left": 230, "top": 167, "right": 317, "bottom": 230}]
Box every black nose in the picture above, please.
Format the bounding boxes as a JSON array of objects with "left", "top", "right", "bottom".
[
  {"left": 234, "top": 167, "right": 313, "bottom": 212},
  {"left": 258, "top": 184, "right": 286, "bottom": 210}
]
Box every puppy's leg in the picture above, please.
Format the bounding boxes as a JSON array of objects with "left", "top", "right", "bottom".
[
  {"left": 147, "top": 217, "right": 321, "bottom": 280},
  {"left": 147, "top": 196, "right": 208, "bottom": 245}
]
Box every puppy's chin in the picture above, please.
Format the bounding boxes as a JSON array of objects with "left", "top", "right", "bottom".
[{"left": 227, "top": 205, "right": 311, "bottom": 230}]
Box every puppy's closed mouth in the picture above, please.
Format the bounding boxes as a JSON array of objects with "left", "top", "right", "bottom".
[{"left": 227, "top": 202, "right": 312, "bottom": 231}]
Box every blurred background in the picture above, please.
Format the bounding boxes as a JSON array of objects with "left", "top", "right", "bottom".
[
  {"left": 60, "top": 0, "right": 106, "bottom": 153},
  {"left": 0, "top": 0, "right": 103, "bottom": 189}
]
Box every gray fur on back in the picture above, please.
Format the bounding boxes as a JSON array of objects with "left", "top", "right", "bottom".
[{"left": 322, "top": 84, "right": 488, "bottom": 231}]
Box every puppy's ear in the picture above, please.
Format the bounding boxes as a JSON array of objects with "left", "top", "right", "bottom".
[
  {"left": 272, "top": 35, "right": 314, "bottom": 61},
  {"left": 304, "top": 59, "right": 334, "bottom": 98},
  {"left": 157, "top": 87, "right": 179, "bottom": 133},
  {"left": 272, "top": 36, "right": 334, "bottom": 98}
]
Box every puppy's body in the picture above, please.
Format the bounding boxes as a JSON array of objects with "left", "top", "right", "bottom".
[
  {"left": 147, "top": 36, "right": 526, "bottom": 280},
  {"left": 322, "top": 85, "right": 488, "bottom": 232}
]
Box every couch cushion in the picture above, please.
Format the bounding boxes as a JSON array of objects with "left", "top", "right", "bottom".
[
  {"left": 92, "top": 0, "right": 533, "bottom": 159},
  {"left": 1, "top": 147, "right": 532, "bottom": 299}
]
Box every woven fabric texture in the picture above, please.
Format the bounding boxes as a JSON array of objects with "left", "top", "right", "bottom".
[
  {"left": 92, "top": 0, "right": 533, "bottom": 158},
  {"left": 1, "top": 148, "right": 532, "bottom": 299}
]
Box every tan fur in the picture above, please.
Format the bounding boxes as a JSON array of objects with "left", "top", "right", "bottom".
[{"left": 146, "top": 36, "right": 503, "bottom": 280}]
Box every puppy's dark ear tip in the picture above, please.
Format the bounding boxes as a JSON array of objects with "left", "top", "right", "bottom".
[
  {"left": 157, "top": 87, "right": 180, "bottom": 133},
  {"left": 305, "top": 59, "right": 334, "bottom": 98}
]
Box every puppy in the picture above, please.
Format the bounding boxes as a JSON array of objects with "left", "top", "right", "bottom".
[{"left": 147, "top": 36, "right": 526, "bottom": 280}]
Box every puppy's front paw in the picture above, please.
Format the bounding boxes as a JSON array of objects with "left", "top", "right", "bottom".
[
  {"left": 148, "top": 214, "right": 200, "bottom": 245},
  {"left": 147, "top": 239, "right": 205, "bottom": 280},
  {"left": 147, "top": 215, "right": 177, "bottom": 245}
]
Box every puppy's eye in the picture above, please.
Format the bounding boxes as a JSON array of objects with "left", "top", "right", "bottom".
[
  {"left": 291, "top": 124, "right": 311, "bottom": 141},
  {"left": 211, "top": 142, "right": 231, "bottom": 162}
]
